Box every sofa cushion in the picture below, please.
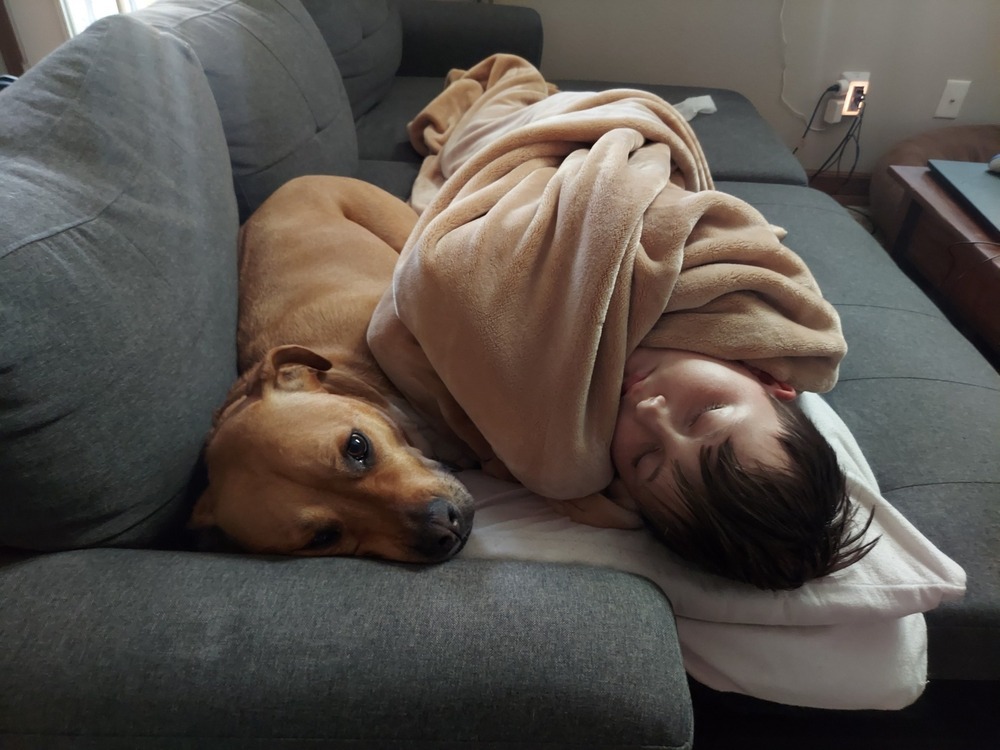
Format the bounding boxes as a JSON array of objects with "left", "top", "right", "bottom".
[
  {"left": 136, "top": 0, "right": 358, "bottom": 222},
  {"left": 355, "top": 76, "right": 445, "bottom": 162},
  {"left": 396, "top": 0, "right": 544, "bottom": 76},
  {"left": 0, "top": 15, "right": 238, "bottom": 550},
  {"left": 0, "top": 551, "right": 694, "bottom": 749},
  {"left": 355, "top": 158, "right": 421, "bottom": 200},
  {"left": 300, "top": 0, "right": 403, "bottom": 119}
]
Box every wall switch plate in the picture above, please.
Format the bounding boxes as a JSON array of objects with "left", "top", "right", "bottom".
[{"left": 935, "top": 80, "right": 971, "bottom": 119}]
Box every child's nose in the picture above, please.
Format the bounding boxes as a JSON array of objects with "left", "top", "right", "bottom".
[{"left": 635, "top": 395, "right": 677, "bottom": 439}]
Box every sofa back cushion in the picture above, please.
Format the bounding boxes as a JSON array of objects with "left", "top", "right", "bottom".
[
  {"left": 135, "top": 0, "right": 359, "bottom": 221},
  {"left": 0, "top": 14, "right": 239, "bottom": 550},
  {"left": 299, "top": 0, "right": 402, "bottom": 118}
]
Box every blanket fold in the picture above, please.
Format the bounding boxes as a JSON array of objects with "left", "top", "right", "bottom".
[{"left": 369, "top": 54, "right": 846, "bottom": 501}]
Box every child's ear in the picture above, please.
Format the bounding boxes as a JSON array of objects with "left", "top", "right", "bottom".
[
  {"left": 766, "top": 379, "right": 797, "bottom": 401},
  {"left": 752, "top": 368, "right": 797, "bottom": 401}
]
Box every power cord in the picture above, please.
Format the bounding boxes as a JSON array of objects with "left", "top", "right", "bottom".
[
  {"left": 810, "top": 95, "right": 867, "bottom": 187},
  {"left": 792, "top": 84, "right": 841, "bottom": 154}
]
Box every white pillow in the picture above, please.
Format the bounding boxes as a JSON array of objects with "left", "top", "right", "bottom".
[
  {"left": 676, "top": 613, "right": 929, "bottom": 709},
  {"left": 458, "top": 393, "right": 965, "bottom": 626},
  {"left": 456, "top": 393, "right": 965, "bottom": 708}
]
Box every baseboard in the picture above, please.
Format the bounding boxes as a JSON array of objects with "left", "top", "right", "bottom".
[{"left": 807, "top": 171, "right": 871, "bottom": 206}]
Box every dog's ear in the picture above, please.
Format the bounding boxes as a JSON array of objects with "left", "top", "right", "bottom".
[
  {"left": 268, "top": 344, "right": 332, "bottom": 372},
  {"left": 263, "top": 345, "right": 334, "bottom": 393},
  {"left": 210, "top": 346, "right": 335, "bottom": 436}
]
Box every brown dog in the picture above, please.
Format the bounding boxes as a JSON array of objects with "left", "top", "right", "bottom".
[{"left": 190, "top": 176, "right": 476, "bottom": 561}]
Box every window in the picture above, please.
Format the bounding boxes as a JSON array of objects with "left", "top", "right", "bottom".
[{"left": 60, "top": 0, "right": 158, "bottom": 36}]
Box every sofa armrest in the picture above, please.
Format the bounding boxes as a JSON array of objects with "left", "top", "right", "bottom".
[{"left": 397, "top": 0, "right": 543, "bottom": 76}]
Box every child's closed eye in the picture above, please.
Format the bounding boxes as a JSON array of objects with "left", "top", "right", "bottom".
[
  {"left": 636, "top": 446, "right": 668, "bottom": 484},
  {"left": 689, "top": 403, "right": 725, "bottom": 428},
  {"left": 633, "top": 445, "right": 662, "bottom": 471}
]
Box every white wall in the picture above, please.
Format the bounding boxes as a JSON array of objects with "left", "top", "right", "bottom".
[
  {"left": 5, "top": 0, "right": 68, "bottom": 68},
  {"left": 498, "top": 0, "right": 1000, "bottom": 172}
]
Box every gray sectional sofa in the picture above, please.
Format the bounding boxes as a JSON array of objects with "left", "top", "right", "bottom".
[{"left": 1, "top": 1, "right": 997, "bottom": 748}]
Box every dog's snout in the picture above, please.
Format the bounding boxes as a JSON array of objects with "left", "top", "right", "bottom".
[
  {"left": 415, "top": 497, "right": 473, "bottom": 562},
  {"left": 432, "top": 497, "right": 462, "bottom": 528}
]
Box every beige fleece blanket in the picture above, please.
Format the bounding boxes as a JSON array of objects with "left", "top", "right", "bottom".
[{"left": 368, "top": 54, "right": 846, "bottom": 503}]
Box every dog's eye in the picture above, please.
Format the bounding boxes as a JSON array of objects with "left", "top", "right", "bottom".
[
  {"left": 304, "top": 526, "right": 341, "bottom": 551},
  {"left": 345, "top": 431, "right": 371, "bottom": 465}
]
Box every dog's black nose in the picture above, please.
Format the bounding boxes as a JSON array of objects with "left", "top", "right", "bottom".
[{"left": 415, "top": 498, "right": 473, "bottom": 562}]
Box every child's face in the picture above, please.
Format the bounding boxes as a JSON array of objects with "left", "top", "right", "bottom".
[{"left": 611, "top": 348, "right": 797, "bottom": 515}]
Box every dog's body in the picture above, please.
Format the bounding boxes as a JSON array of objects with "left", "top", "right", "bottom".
[{"left": 191, "top": 176, "right": 476, "bottom": 561}]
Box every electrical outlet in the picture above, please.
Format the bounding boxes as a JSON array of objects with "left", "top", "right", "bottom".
[
  {"left": 842, "top": 81, "right": 868, "bottom": 116},
  {"left": 823, "top": 71, "right": 870, "bottom": 124},
  {"left": 840, "top": 71, "right": 870, "bottom": 116},
  {"left": 935, "top": 79, "right": 971, "bottom": 119}
]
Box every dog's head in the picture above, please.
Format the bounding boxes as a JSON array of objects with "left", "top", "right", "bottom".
[{"left": 192, "top": 345, "right": 475, "bottom": 562}]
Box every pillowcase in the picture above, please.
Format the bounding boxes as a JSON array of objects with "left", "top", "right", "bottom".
[{"left": 676, "top": 612, "right": 929, "bottom": 709}]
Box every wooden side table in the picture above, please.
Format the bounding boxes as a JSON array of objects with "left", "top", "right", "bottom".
[{"left": 889, "top": 165, "right": 1000, "bottom": 364}]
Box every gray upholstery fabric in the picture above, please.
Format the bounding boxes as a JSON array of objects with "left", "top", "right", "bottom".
[
  {"left": 135, "top": 0, "right": 358, "bottom": 222},
  {"left": 716, "top": 181, "right": 1000, "bottom": 681},
  {"left": 0, "top": 15, "right": 238, "bottom": 550},
  {"left": 350, "top": 1, "right": 544, "bottom": 163},
  {"left": 355, "top": 76, "right": 444, "bottom": 161},
  {"left": 356, "top": 158, "right": 422, "bottom": 200},
  {"left": 558, "top": 82, "right": 808, "bottom": 185},
  {"left": 397, "top": 0, "right": 544, "bottom": 76},
  {"left": 0, "top": 551, "right": 694, "bottom": 750},
  {"left": 300, "top": 0, "right": 403, "bottom": 118}
]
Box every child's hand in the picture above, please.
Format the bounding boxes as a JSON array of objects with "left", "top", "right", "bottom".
[{"left": 546, "top": 492, "right": 644, "bottom": 530}]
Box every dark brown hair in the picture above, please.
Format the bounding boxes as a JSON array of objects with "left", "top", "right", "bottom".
[{"left": 644, "top": 398, "right": 878, "bottom": 590}]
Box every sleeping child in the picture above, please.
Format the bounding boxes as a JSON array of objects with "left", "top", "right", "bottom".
[{"left": 367, "top": 54, "right": 877, "bottom": 590}]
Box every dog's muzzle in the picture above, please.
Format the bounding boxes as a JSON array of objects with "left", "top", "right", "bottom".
[{"left": 414, "top": 497, "right": 474, "bottom": 562}]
